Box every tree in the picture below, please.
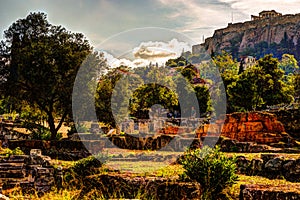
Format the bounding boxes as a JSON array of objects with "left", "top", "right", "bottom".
[
  {"left": 279, "top": 54, "right": 299, "bottom": 75},
  {"left": 294, "top": 73, "right": 300, "bottom": 100},
  {"left": 227, "top": 65, "right": 271, "bottom": 111},
  {"left": 227, "top": 54, "right": 293, "bottom": 112},
  {"left": 194, "top": 85, "right": 210, "bottom": 114},
  {"left": 180, "top": 65, "right": 197, "bottom": 82},
  {"left": 213, "top": 51, "right": 238, "bottom": 74},
  {"left": 1, "top": 12, "right": 92, "bottom": 139},
  {"left": 129, "top": 66, "right": 178, "bottom": 119},
  {"left": 73, "top": 52, "right": 108, "bottom": 122},
  {"left": 258, "top": 54, "right": 293, "bottom": 106}
]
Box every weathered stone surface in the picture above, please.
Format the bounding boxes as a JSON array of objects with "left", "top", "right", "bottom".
[
  {"left": 81, "top": 174, "right": 202, "bottom": 200},
  {"left": 197, "top": 112, "right": 288, "bottom": 144},
  {"left": 236, "top": 154, "right": 300, "bottom": 182},
  {"left": 0, "top": 194, "right": 9, "bottom": 200},
  {"left": 283, "top": 159, "right": 300, "bottom": 182},
  {"left": 269, "top": 108, "right": 300, "bottom": 139},
  {"left": 0, "top": 152, "right": 57, "bottom": 194},
  {"left": 195, "top": 13, "right": 300, "bottom": 57},
  {"left": 264, "top": 157, "right": 284, "bottom": 179},
  {"left": 236, "top": 156, "right": 250, "bottom": 174},
  {"left": 249, "top": 158, "right": 264, "bottom": 176},
  {"left": 239, "top": 184, "right": 300, "bottom": 200}
]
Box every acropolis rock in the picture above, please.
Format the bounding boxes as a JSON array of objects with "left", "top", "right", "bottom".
[{"left": 192, "top": 12, "right": 300, "bottom": 55}]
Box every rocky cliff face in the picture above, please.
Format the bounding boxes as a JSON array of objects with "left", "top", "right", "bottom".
[
  {"left": 193, "top": 13, "right": 300, "bottom": 55},
  {"left": 196, "top": 112, "right": 289, "bottom": 144}
]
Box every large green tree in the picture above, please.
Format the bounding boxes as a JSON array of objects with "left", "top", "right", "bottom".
[
  {"left": 227, "top": 54, "right": 293, "bottom": 111},
  {"left": 1, "top": 12, "right": 92, "bottom": 139},
  {"left": 259, "top": 54, "right": 293, "bottom": 106}
]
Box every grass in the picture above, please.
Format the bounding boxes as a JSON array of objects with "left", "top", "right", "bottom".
[
  {"left": 50, "top": 159, "right": 75, "bottom": 169},
  {"left": 5, "top": 188, "right": 81, "bottom": 200},
  {"left": 4, "top": 151, "right": 300, "bottom": 199},
  {"left": 225, "top": 152, "right": 300, "bottom": 160},
  {"left": 105, "top": 161, "right": 167, "bottom": 175}
]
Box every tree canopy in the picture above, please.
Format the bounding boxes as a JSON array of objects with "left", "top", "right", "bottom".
[{"left": 0, "top": 12, "right": 92, "bottom": 139}]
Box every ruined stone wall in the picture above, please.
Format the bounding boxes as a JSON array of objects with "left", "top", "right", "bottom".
[
  {"left": 269, "top": 108, "right": 300, "bottom": 139},
  {"left": 0, "top": 152, "right": 57, "bottom": 194},
  {"left": 80, "top": 174, "right": 201, "bottom": 200},
  {"left": 240, "top": 184, "right": 300, "bottom": 200},
  {"left": 235, "top": 154, "right": 300, "bottom": 182}
]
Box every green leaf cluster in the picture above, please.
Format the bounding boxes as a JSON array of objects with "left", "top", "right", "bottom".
[{"left": 180, "top": 146, "right": 238, "bottom": 200}]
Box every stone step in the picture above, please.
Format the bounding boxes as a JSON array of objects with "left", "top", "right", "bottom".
[
  {"left": 2, "top": 180, "right": 31, "bottom": 190},
  {"left": 0, "top": 170, "right": 25, "bottom": 178},
  {"left": 35, "top": 167, "right": 54, "bottom": 175},
  {"left": 0, "top": 177, "right": 29, "bottom": 182},
  {"left": 0, "top": 163, "right": 24, "bottom": 169},
  {"left": 5, "top": 159, "right": 27, "bottom": 163}
]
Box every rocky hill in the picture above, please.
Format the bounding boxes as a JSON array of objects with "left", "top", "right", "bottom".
[{"left": 192, "top": 12, "right": 300, "bottom": 59}]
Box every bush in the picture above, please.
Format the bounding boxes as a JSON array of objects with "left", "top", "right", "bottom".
[
  {"left": 71, "top": 155, "right": 104, "bottom": 176},
  {"left": 180, "top": 146, "right": 238, "bottom": 200},
  {"left": 1, "top": 147, "right": 25, "bottom": 157},
  {"left": 64, "top": 153, "right": 108, "bottom": 187}
]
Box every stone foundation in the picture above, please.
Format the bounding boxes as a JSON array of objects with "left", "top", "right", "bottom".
[
  {"left": 0, "top": 150, "right": 59, "bottom": 194},
  {"left": 79, "top": 174, "right": 201, "bottom": 200},
  {"left": 269, "top": 108, "right": 300, "bottom": 139},
  {"left": 240, "top": 184, "right": 300, "bottom": 200},
  {"left": 235, "top": 154, "right": 300, "bottom": 182}
]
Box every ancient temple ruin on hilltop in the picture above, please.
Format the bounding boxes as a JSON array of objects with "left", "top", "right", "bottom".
[{"left": 251, "top": 10, "right": 282, "bottom": 21}]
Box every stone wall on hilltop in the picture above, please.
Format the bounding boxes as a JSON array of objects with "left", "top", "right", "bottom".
[{"left": 193, "top": 13, "right": 300, "bottom": 55}]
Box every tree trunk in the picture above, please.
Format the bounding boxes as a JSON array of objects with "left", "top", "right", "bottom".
[{"left": 48, "top": 114, "right": 57, "bottom": 140}]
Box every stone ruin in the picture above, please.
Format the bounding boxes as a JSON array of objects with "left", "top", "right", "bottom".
[
  {"left": 197, "top": 112, "right": 292, "bottom": 144},
  {"left": 235, "top": 154, "right": 300, "bottom": 182},
  {"left": 240, "top": 184, "right": 300, "bottom": 200},
  {"left": 0, "top": 149, "right": 60, "bottom": 195}
]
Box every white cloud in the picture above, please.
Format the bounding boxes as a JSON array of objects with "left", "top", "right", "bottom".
[
  {"left": 133, "top": 39, "right": 191, "bottom": 59},
  {"left": 220, "top": 0, "right": 300, "bottom": 16},
  {"left": 157, "top": 0, "right": 236, "bottom": 42},
  {"left": 157, "top": 0, "right": 300, "bottom": 42},
  {"left": 103, "top": 39, "right": 191, "bottom": 68}
]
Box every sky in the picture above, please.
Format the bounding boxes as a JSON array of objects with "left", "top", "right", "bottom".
[{"left": 1, "top": 0, "right": 300, "bottom": 66}]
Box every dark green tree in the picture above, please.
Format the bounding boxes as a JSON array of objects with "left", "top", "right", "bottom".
[
  {"left": 227, "top": 54, "right": 293, "bottom": 111},
  {"left": 258, "top": 54, "right": 293, "bottom": 106},
  {"left": 1, "top": 12, "right": 91, "bottom": 139},
  {"left": 279, "top": 54, "right": 299, "bottom": 75},
  {"left": 95, "top": 68, "right": 122, "bottom": 127},
  {"left": 227, "top": 65, "right": 271, "bottom": 111},
  {"left": 194, "top": 85, "right": 210, "bottom": 114}
]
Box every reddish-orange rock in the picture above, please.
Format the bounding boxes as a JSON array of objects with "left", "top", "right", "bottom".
[{"left": 196, "top": 112, "right": 288, "bottom": 144}]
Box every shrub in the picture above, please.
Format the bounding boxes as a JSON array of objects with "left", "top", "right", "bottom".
[
  {"left": 64, "top": 153, "right": 108, "bottom": 187},
  {"left": 1, "top": 147, "right": 25, "bottom": 157},
  {"left": 180, "top": 146, "right": 238, "bottom": 200},
  {"left": 71, "top": 155, "right": 104, "bottom": 176}
]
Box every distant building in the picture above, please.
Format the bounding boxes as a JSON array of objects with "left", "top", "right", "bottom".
[
  {"left": 239, "top": 56, "right": 256, "bottom": 71},
  {"left": 251, "top": 10, "right": 282, "bottom": 21}
]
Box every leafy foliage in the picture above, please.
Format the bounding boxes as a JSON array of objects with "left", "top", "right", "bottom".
[
  {"left": 0, "top": 147, "right": 24, "bottom": 157},
  {"left": 180, "top": 146, "right": 238, "bottom": 200},
  {"left": 64, "top": 154, "right": 107, "bottom": 185},
  {"left": 0, "top": 12, "right": 92, "bottom": 139},
  {"left": 227, "top": 54, "right": 294, "bottom": 111}
]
